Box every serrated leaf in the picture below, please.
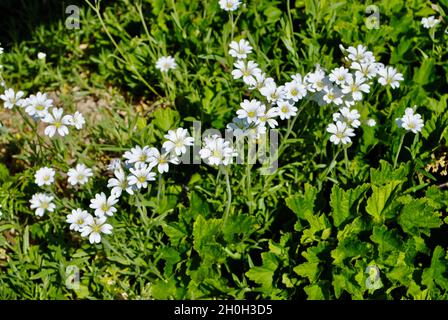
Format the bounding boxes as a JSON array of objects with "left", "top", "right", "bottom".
[
  {"left": 370, "top": 160, "right": 408, "bottom": 186},
  {"left": 370, "top": 225, "right": 403, "bottom": 256},
  {"left": 285, "top": 183, "right": 317, "bottom": 220},
  {"left": 293, "top": 262, "right": 320, "bottom": 283},
  {"left": 330, "top": 184, "right": 369, "bottom": 227},
  {"left": 331, "top": 238, "right": 370, "bottom": 265},
  {"left": 398, "top": 198, "right": 442, "bottom": 236},
  {"left": 422, "top": 246, "right": 448, "bottom": 292},
  {"left": 246, "top": 252, "right": 279, "bottom": 289},
  {"left": 193, "top": 216, "right": 225, "bottom": 263},
  {"left": 366, "top": 180, "right": 402, "bottom": 223}
]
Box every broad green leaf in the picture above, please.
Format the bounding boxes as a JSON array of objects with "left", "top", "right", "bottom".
[
  {"left": 303, "top": 281, "right": 330, "bottom": 300},
  {"left": 152, "top": 107, "right": 180, "bottom": 132},
  {"left": 370, "top": 160, "right": 408, "bottom": 186},
  {"left": 293, "top": 262, "right": 320, "bottom": 283},
  {"left": 366, "top": 180, "right": 402, "bottom": 223},
  {"left": 192, "top": 216, "right": 225, "bottom": 263},
  {"left": 422, "top": 246, "right": 448, "bottom": 292},
  {"left": 370, "top": 225, "right": 402, "bottom": 255},
  {"left": 246, "top": 252, "right": 279, "bottom": 290},
  {"left": 331, "top": 238, "right": 370, "bottom": 265},
  {"left": 285, "top": 183, "right": 317, "bottom": 220},
  {"left": 398, "top": 198, "right": 442, "bottom": 236},
  {"left": 330, "top": 183, "right": 369, "bottom": 227}
]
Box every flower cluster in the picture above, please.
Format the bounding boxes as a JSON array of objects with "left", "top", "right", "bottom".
[
  {"left": 0, "top": 89, "right": 85, "bottom": 137},
  {"left": 323, "top": 44, "right": 404, "bottom": 145}
]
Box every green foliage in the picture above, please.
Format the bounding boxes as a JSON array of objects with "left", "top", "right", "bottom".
[{"left": 0, "top": 0, "right": 447, "bottom": 300}]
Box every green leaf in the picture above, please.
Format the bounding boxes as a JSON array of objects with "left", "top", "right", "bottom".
[
  {"left": 152, "top": 107, "right": 180, "bottom": 132},
  {"left": 330, "top": 184, "right": 369, "bottom": 227},
  {"left": 246, "top": 252, "right": 279, "bottom": 289},
  {"left": 285, "top": 183, "right": 317, "bottom": 220},
  {"left": 370, "top": 225, "right": 402, "bottom": 256},
  {"left": 413, "top": 58, "right": 435, "bottom": 86},
  {"left": 192, "top": 216, "right": 225, "bottom": 263},
  {"left": 331, "top": 238, "right": 371, "bottom": 265},
  {"left": 370, "top": 160, "right": 408, "bottom": 186},
  {"left": 293, "top": 262, "right": 320, "bottom": 283},
  {"left": 422, "top": 246, "right": 448, "bottom": 292},
  {"left": 366, "top": 180, "right": 402, "bottom": 223},
  {"left": 398, "top": 198, "right": 442, "bottom": 236},
  {"left": 303, "top": 281, "right": 330, "bottom": 300}
]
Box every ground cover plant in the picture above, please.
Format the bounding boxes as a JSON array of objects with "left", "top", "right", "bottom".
[{"left": 0, "top": 0, "right": 448, "bottom": 300}]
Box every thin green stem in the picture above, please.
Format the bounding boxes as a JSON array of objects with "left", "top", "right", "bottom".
[
  {"left": 157, "top": 173, "right": 163, "bottom": 206},
  {"left": 230, "top": 12, "right": 235, "bottom": 41},
  {"left": 343, "top": 145, "right": 349, "bottom": 171},
  {"left": 393, "top": 133, "right": 406, "bottom": 169},
  {"left": 86, "top": 0, "right": 161, "bottom": 98},
  {"left": 224, "top": 168, "right": 232, "bottom": 225},
  {"left": 246, "top": 160, "right": 253, "bottom": 215}
]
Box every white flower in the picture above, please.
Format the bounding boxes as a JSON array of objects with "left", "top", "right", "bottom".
[
  {"left": 69, "top": 111, "right": 85, "bottom": 129},
  {"left": 231, "top": 60, "right": 262, "bottom": 86},
  {"left": 80, "top": 215, "right": 113, "bottom": 244},
  {"left": 107, "top": 168, "right": 134, "bottom": 197},
  {"left": 329, "top": 67, "right": 351, "bottom": 85},
  {"left": 24, "top": 92, "right": 53, "bottom": 118},
  {"left": 128, "top": 164, "right": 156, "bottom": 189},
  {"left": 367, "top": 119, "right": 376, "bottom": 127},
  {"left": 219, "top": 0, "right": 241, "bottom": 11},
  {"left": 351, "top": 62, "right": 379, "bottom": 79},
  {"left": 123, "top": 145, "right": 154, "bottom": 166},
  {"left": 66, "top": 209, "right": 91, "bottom": 231},
  {"left": 155, "top": 56, "right": 177, "bottom": 72},
  {"left": 284, "top": 79, "right": 307, "bottom": 102},
  {"left": 229, "top": 39, "right": 252, "bottom": 59},
  {"left": 162, "top": 128, "right": 194, "bottom": 156},
  {"left": 148, "top": 148, "right": 180, "bottom": 174},
  {"left": 29, "top": 193, "right": 55, "bottom": 217},
  {"left": 333, "top": 107, "right": 361, "bottom": 128},
  {"left": 67, "top": 164, "right": 93, "bottom": 186},
  {"left": 107, "top": 158, "right": 122, "bottom": 171},
  {"left": 248, "top": 73, "right": 268, "bottom": 90},
  {"left": 37, "top": 52, "right": 46, "bottom": 60},
  {"left": 326, "top": 121, "right": 356, "bottom": 145},
  {"left": 346, "top": 44, "right": 375, "bottom": 64},
  {"left": 341, "top": 73, "right": 370, "bottom": 101},
  {"left": 226, "top": 117, "right": 252, "bottom": 138},
  {"left": 0, "top": 45, "right": 3, "bottom": 55},
  {"left": 256, "top": 108, "right": 278, "bottom": 129},
  {"left": 323, "top": 86, "right": 343, "bottom": 105},
  {"left": 377, "top": 66, "right": 403, "bottom": 89},
  {"left": 35, "top": 167, "right": 55, "bottom": 186},
  {"left": 304, "top": 68, "right": 327, "bottom": 92},
  {"left": 0, "top": 88, "right": 25, "bottom": 109},
  {"left": 397, "top": 107, "right": 424, "bottom": 134},
  {"left": 236, "top": 99, "right": 265, "bottom": 124},
  {"left": 421, "top": 16, "right": 440, "bottom": 29},
  {"left": 89, "top": 192, "right": 118, "bottom": 217},
  {"left": 199, "top": 135, "right": 237, "bottom": 166},
  {"left": 275, "top": 100, "right": 297, "bottom": 120},
  {"left": 259, "top": 83, "right": 285, "bottom": 104},
  {"left": 42, "top": 108, "right": 72, "bottom": 137}
]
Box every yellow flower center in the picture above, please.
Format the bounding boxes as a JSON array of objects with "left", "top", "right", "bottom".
[{"left": 36, "top": 105, "right": 45, "bottom": 111}]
